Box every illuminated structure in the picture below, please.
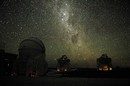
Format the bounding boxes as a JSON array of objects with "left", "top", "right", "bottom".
[
  {"left": 17, "top": 37, "right": 48, "bottom": 76},
  {"left": 57, "top": 55, "right": 71, "bottom": 73},
  {"left": 97, "top": 54, "right": 112, "bottom": 71}
]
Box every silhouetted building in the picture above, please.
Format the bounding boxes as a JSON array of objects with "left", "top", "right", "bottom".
[
  {"left": 0, "top": 49, "right": 17, "bottom": 76},
  {"left": 57, "top": 55, "right": 71, "bottom": 73},
  {"left": 17, "top": 37, "right": 48, "bottom": 77},
  {"left": 97, "top": 54, "right": 112, "bottom": 71}
]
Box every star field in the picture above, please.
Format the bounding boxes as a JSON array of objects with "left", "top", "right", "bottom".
[{"left": 0, "top": 0, "right": 129, "bottom": 67}]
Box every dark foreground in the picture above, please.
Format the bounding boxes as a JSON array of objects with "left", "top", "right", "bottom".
[
  {"left": 0, "top": 68, "right": 130, "bottom": 86},
  {"left": 0, "top": 76, "right": 130, "bottom": 86}
]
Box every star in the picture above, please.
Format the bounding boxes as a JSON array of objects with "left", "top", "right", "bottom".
[{"left": 0, "top": 0, "right": 129, "bottom": 67}]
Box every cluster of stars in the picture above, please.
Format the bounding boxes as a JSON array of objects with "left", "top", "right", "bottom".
[{"left": 0, "top": 0, "right": 129, "bottom": 67}]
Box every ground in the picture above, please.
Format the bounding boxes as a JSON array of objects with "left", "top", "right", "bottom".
[
  {"left": 0, "top": 76, "right": 130, "bottom": 86},
  {"left": 0, "top": 68, "right": 130, "bottom": 86}
]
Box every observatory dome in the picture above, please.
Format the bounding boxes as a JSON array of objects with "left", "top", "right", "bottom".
[
  {"left": 17, "top": 37, "right": 48, "bottom": 76},
  {"left": 19, "top": 37, "right": 45, "bottom": 53}
]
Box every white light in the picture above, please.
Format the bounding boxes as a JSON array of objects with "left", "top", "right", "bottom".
[
  {"left": 57, "top": 69, "right": 60, "bottom": 72},
  {"left": 110, "top": 67, "right": 112, "bottom": 70},
  {"left": 63, "top": 13, "right": 66, "bottom": 16},
  {"left": 64, "top": 69, "right": 67, "bottom": 71}
]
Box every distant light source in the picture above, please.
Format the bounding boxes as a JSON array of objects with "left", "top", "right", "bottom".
[
  {"left": 7, "top": 64, "right": 9, "bottom": 66},
  {"left": 110, "top": 67, "right": 112, "bottom": 70},
  {"left": 64, "top": 69, "right": 67, "bottom": 71},
  {"left": 99, "top": 68, "right": 102, "bottom": 71},
  {"left": 57, "top": 69, "right": 60, "bottom": 72}
]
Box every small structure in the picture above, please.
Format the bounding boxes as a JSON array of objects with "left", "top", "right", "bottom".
[
  {"left": 56, "top": 55, "right": 71, "bottom": 73},
  {"left": 97, "top": 54, "right": 112, "bottom": 71},
  {"left": 17, "top": 37, "right": 48, "bottom": 77},
  {"left": 0, "top": 50, "right": 17, "bottom": 76}
]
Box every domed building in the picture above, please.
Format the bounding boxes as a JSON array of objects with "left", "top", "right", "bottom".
[{"left": 17, "top": 37, "right": 48, "bottom": 76}]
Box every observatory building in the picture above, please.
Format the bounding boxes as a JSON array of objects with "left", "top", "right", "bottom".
[
  {"left": 57, "top": 55, "right": 71, "bottom": 73},
  {"left": 17, "top": 37, "right": 48, "bottom": 76},
  {"left": 0, "top": 50, "right": 17, "bottom": 76},
  {"left": 97, "top": 54, "right": 112, "bottom": 71}
]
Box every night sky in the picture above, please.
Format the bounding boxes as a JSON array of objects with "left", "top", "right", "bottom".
[{"left": 0, "top": 0, "right": 129, "bottom": 67}]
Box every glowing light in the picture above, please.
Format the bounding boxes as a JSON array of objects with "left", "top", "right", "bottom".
[
  {"left": 110, "top": 67, "right": 112, "bottom": 70},
  {"left": 0, "top": 0, "right": 128, "bottom": 67},
  {"left": 57, "top": 69, "right": 60, "bottom": 72},
  {"left": 64, "top": 69, "right": 67, "bottom": 71}
]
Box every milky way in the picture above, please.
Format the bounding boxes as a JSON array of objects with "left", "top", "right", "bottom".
[{"left": 0, "top": 0, "right": 129, "bottom": 67}]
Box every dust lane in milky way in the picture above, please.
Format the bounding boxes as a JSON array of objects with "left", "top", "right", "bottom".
[{"left": 0, "top": 0, "right": 129, "bottom": 67}]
